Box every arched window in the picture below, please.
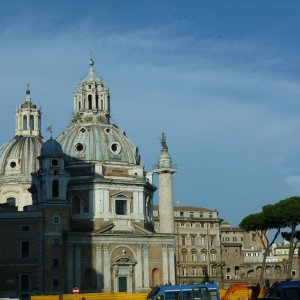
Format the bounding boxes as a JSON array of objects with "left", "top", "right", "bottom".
[
  {"left": 52, "top": 180, "right": 59, "bottom": 197},
  {"left": 78, "top": 102, "right": 81, "bottom": 110},
  {"left": 201, "top": 249, "right": 207, "bottom": 261},
  {"left": 30, "top": 115, "right": 34, "bottom": 130},
  {"left": 181, "top": 249, "right": 188, "bottom": 262},
  {"left": 7, "top": 197, "right": 16, "bottom": 206},
  {"left": 23, "top": 115, "right": 27, "bottom": 130},
  {"left": 72, "top": 196, "right": 80, "bottom": 214},
  {"left": 191, "top": 249, "right": 197, "bottom": 262},
  {"left": 210, "top": 249, "right": 217, "bottom": 261},
  {"left": 88, "top": 95, "right": 92, "bottom": 109},
  {"left": 96, "top": 95, "right": 99, "bottom": 109}
]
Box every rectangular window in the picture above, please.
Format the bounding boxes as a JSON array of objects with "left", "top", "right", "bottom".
[
  {"left": 53, "top": 279, "right": 59, "bottom": 288},
  {"left": 53, "top": 258, "right": 59, "bottom": 267},
  {"left": 180, "top": 211, "right": 184, "bottom": 217},
  {"left": 199, "top": 212, "right": 203, "bottom": 218},
  {"left": 20, "top": 274, "right": 30, "bottom": 291},
  {"left": 209, "top": 212, "right": 213, "bottom": 218},
  {"left": 52, "top": 159, "right": 58, "bottom": 166},
  {"left": 21, "top": 241, "right": 30, "bottom": 258},
  {"left": 252, "top": 233, "right": 256, "bottom": 241},
  {"left": 52, "top": 238, "right": 59, "bottom": 246},
  {"left": 53, "top": 216, "right": 60, "bottom": 224},
  {"left": 190, "top": 212, "right": 194, "bottom": 218},
  {"left": 21, "top": 225, "right": 30, "bottom": 232},
  {"left": 191, "top": 235, "right": 196, "bottom": 246},
  {"left": 115, "top": 200, "right": 127, "bottom": 215}
]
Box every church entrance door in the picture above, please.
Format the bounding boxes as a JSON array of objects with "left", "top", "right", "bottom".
[{"left": 118, "top": 276, "right": 127, "bottom": 292}]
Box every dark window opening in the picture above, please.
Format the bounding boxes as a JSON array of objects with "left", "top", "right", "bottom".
[
  {"left": 21, "top": 225, "right": 30, "bottom": 232},
  {"left": 53, "top": 258, "right": 59, "bottom": 267},
  {"left": 53, "top": 279, "right": 59, "bottom": 288},
  {"left": 21, "top": 241, "right": 30, "bottom": 258},
  {"left": 115, "top": 200, "right": 127, "bottom": 215},
  {"left": 7, "top": 197, "right": 16, "bottom": 206},
  {"left": 96, "top": 95, "right": 99, "bottom": 109},
  {"left": 52, "top": 180, "right": 59, "bottom": 197},
  {"left": 30, "top": 115, "right": 34, "bottom": 130},
  {"left": 10, "top": 161, "right": 16, "bottom": 168},
  {"left": 23, "top": 115, "right": 27, "bottom": 130},
  {"left": 72, "top": 196, "right": 81, "bottom": 214},
  {"left": 76, "top": 143, "right": 84, "bottom": 152},
  {"left": 20, "top": 274, "right": 29, "bottom": 291},
  {"left": 88, "top": 95, "right": 92, "bottom": 109},
  {"left": 52, "top": 159, "right": 58, "bottom": 166}
]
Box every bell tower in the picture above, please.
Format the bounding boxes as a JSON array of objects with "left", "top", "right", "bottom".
[
  {"left": 73, "top": 58, "right": 111, "bottom": 124},
  {"left": 153, "top": 133, "right": 176, "bottom": 234}
]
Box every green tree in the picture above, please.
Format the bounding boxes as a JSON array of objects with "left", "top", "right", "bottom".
[
  {"left": 240, "top": 209, "right": 281, "bottom": 285},
  {"left": 275, "top": 197, "right": 300, "bottom": 279}
]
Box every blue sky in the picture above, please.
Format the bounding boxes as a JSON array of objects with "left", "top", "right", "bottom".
[{"left": 1, "top": 0, "right": 300, "bottom": 225}]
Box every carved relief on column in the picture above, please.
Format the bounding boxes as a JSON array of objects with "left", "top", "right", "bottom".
[
  {"left": 162, "top": 244, "right": 169, "bottom": 285},
  {"left": 96, "top": 244, "right": 103, "bottom": 290},
  {"left": 168, "top": 245, "right": 176, "bottom": 284},
  {"left": 143, "top": 244, "right": 150, "bottom": 288}
]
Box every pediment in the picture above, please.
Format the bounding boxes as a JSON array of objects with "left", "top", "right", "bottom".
[
  {"left": 112, "top": 254, "right": 136, "bottom": 266},
  {"left": 93, "top": 222, "right": 154, "bottom": 235},
  {"left": 110, "top": 191, "right": 131, "bottom": 198}
]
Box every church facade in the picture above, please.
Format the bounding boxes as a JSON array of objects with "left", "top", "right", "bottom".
[{"left": 0, "top": 59, "right": 176, "bottom": 298}]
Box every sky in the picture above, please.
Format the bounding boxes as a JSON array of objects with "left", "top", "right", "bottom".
[{"left": 1, "top": 0, "right": 300, "bottom": 226}]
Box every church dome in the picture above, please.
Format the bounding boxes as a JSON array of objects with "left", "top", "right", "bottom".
[
  {"left": 56, "top": 122, "right": 140, "bottom": 165},
  {"left": 40, "top": 137, "right": 63, "bottom": 157},
  {"left": 0, "top": 136, "right": 43, "bottom": 176}
]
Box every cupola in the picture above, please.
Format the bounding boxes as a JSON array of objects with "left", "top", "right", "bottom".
[
  {"left": 15, "top": 85, "right": 42, "bottom": 137},
  {"left": 73, "top": 58, "right": 111, "bottom": 124}
]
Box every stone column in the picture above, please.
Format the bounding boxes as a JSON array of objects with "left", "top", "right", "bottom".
[
  {"left": 143, "top": 244, "right": 150, "bottom": 288},
  {"left": 96, "top": 244, "right": 103, "bottom": 290},
  {"left": 67, "top": 242, "right": 74, "bottom": 292},
  {"left": 135, "top": 244, "right": 143, "bottom": 289},
  {"left": 162, "top": 244, "right": 169, "bottom": 285},
  {"left": 169, "top": 245, "right": 176, "bottom": 284},
  {"left": 75, "top": 243, "right": 81, "bottom": 287},
  {"left": 103, "top": 244, "right": 111, "bottom": 291}
]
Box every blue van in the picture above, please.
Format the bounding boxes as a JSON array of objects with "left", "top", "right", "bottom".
[
  {"left": 266, "top": 280, "right": 300, "bottom": 300},
  {"left": 145, "top": 283, "right": 220, "bottom": 300}
]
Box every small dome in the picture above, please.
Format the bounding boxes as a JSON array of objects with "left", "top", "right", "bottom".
[
  {"left": 0, "top": 136, "right": 43, "bottom": 175},
  {"left": 40, "top": 138, "right": 63, "bottom": 157}
]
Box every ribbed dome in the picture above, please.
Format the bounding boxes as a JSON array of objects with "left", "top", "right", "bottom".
[
  {"left": 0, "top": 136, "right": 43, "bottom": 176},
  {"left": 40, "top": 137, "right": 63, "bottom": 157},
  {"left": 56, "top": 122, "right": 140, "bottom": 165}
]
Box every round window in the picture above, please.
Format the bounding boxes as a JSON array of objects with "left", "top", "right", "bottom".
[
  {"left": 10, "top": 161, "right": 16, "bottom": 168},
  {"left": 105, "top": 128, "right": 111, "bottom": 134},
  {"left": 75, "top": 143, "right": 84, "bottom": 152},
  {"left": 110, "top": 142, "right": 121, "bottom": 154},
  {"left": 80, "top": 127, "right": 86, "bottom": 133}
]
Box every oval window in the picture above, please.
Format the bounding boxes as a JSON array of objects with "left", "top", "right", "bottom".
[
  {"left": 10, "top": 161, "right": 16, "bottom": 168},
  {"left": 75, "top": 143, "right": 84, "bottom": 152}
]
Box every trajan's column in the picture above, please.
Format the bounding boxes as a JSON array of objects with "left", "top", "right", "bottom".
[{"left": 154, "top": 133, "right": 176, "bottom": 234}]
